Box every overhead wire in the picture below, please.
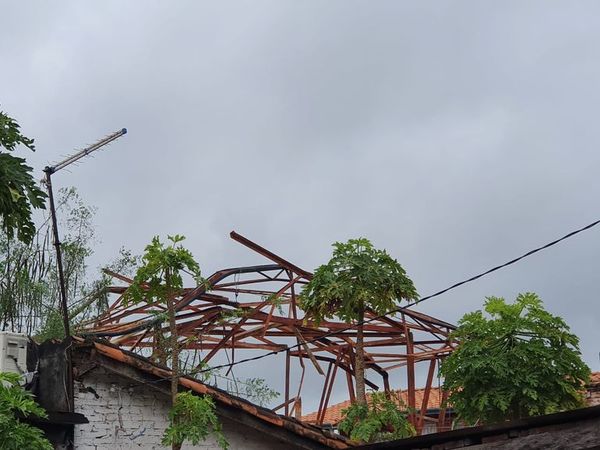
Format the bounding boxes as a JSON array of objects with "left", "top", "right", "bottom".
[
  {"left": 136, "top": 217, "right": 600, "bottom": 383},
  {"left": 193, "top": 217, "right": 600, "bottom": 375}
]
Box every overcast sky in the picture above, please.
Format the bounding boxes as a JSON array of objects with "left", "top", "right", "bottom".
[{"left": 2, "top": 1, "right": 600, "bottom": 411}]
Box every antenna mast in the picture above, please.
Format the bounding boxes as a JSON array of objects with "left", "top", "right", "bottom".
[{"left": 43, "top": 128, "right": 127, "bottom": 338}]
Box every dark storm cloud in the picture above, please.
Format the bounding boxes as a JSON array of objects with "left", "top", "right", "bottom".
[{"left": 2, "top": 1, "right": 600, "bottom": 410}]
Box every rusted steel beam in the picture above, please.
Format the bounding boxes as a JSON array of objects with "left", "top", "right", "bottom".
[
  {"left": 212, "top": 287, "right": 284, "bottom": 297},
  {"left": 289, "top": 274, "right": 299, "bottom": 320},
  {"left": 417, "top": 358, "right": 437, "bottom": 434},
  {"left": 200, "top": 296, "right": 273, "bottom": 365},
  {"left": 214, "top": 277, "right": 291, "bottom": 289},
  {"left": 291, "top": 360, "right": 306, "bottom": 419},
  {"left": 293, "top": 329, "right": 325, "bottom": 375},
  {"left": 316, "top": 362, "right": 333, "bottom": 425},
  {"left": 262, "top": 275, "right": 302, "bottom": 336},
  {"left": 382, "top": 370, "right": 390, "bottom": 395},
  {"left": 318, "top": 354, "right": 340, "bottom": 425},
  {"left": 81, "top": 232, "right": 457, "bottom": 420},
  {"left": 129, "top": 328, "right": 150, "bottom": 351},
  {"left": 405, "top": 322, "right": 416, "bottom": 426},
  {"left": 438, "top": 388, "right": 450, "bottom": 431},
  {"left": 272, "top": 396, "right": 297, "bottom": 413},
  {"left": 285, "top": 350, "right": 291, "bottom": 416},
  {"left": 401, "top": 308, "right": 456, "bottom": 330},
  {"left": 230, "top": 231, "right": 313, "bottom": 280}
]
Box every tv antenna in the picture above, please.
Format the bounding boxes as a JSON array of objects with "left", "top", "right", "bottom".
[{"left": 43, "top": 128, "right": 127, "bottom": 338}]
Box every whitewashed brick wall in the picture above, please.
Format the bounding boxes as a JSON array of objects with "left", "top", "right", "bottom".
[{"left": 73, "top": 368, "right": 292, "bottom": 450}]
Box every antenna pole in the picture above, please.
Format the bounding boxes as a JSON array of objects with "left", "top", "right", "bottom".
[
  {"left": 43, "top": 170, "right": 71, "bottom": 337},
  {"left": 43, "top": 128, "right": 127, "bottom": 340}
]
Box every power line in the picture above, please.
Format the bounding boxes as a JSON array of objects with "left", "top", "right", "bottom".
[
  {"left": 194, "top": 217, "right": 600, "bottom": 374},
  {"left": 144, "top": 217, "right": 600, "bottom": 382}
]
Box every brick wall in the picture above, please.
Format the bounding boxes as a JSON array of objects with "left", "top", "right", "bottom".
[{"left": 73, "top": 367, "right": 292, "bottom": 450}]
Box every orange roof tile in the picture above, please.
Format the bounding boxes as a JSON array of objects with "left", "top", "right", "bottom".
[
  {"left": 301, "top": 387, "right": 445, "bottom": 425},
  {"left": 588, "top": 372, "right": 600, "bottom": 408},
  {"left": 303, "top": 372, "right": 600, "bottom": 426}
]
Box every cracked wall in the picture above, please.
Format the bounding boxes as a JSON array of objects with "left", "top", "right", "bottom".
[{"left": 73, "top": 367, "right": 293, "bottom": 450}]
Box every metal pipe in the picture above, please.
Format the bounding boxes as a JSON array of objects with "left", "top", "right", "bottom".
[{"left": 43, "top": 169, "right": 70, "bottom": 338}]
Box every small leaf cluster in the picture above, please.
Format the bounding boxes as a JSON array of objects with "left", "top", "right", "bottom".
[
  {"left": 0, "top": 372, "right": 52, "bottom": 450},
  {"left": 440, "top": 293, "right": 591, "bottom": 425},
  {"left": 300, "top": 238, "right": 418, "bottom": 324},
  {"left": 217, "top": 307, "right": 248, "bottom": 324},
  {"left": 338, "top": 391, "right": 415, "bottom": 443},
  {"left": 123, "top": 235, "right": 203, "bottom": 306},
  {"left": 161, "top": 392, "right": 228, "bottom": 449},
  {"left": 239, "top": 378, "right": 280, "bottom": 407},
  {"left": 266, "top": 293, "right": 285, "bottom": 315},
  {"left": 0, "top": 110, "right": 47, "bottom": 244}
]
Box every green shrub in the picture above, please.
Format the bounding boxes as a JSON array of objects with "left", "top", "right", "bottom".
[
  {"left": 0, "top": 372, "right": 52, "bottom": 450},
  {"left": 338, "top": 391, "right": 415, "bottom": 443}
]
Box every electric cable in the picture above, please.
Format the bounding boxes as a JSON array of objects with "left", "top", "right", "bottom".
[
  {"left": 132, "top": 217, "right": 600, "bottom": 384},
  {"left": 192, "top": 217, "right": 600, "bottom": 375}
]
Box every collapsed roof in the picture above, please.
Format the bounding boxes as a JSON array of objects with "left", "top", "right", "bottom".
[{"left": 79, "top": 231, "right": 456, "bottom": 432}]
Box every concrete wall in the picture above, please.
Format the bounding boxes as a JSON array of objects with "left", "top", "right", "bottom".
[{"left": 73, "top": 367, "right": 295, "bottom": 450}]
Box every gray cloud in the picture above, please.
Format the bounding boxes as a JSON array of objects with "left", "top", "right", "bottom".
[{"left": 2, "top": 1, "right": 600, "bottom": 412}]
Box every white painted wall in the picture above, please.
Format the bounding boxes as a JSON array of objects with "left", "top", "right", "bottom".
[{"left": 73, "top": 368, "right": 296, "bottom": 450}]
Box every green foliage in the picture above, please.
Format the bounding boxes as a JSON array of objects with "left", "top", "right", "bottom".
[
  {"left": 440, "top": 293, "right": 591, "bottom": 425},
  {"left": 300, "top": 238, "right": 418, "bottom": 324},
  {"left": 182, "top": 359, "right": 280, "bottom": 407},
  {"left": 123, "top": 235, "right": 202, "bottom": 306},
  {"left": 266, "top": 293, "right": 285, "bottom": 315},
  {"left": 0, "top": 372, "right": 52, "bottom": 450},
  {"left": 0, "top": 187, "right": 130, "bottom": 338},
  {"left": 0, "top": 110, "right": 46, "bottom": 244},
  {"left": 236, "top": 377, "right": 279, "bottom": 407},
  {"left": 338, "top": 391, "right": 415, "bottom": 443},
  {"left": 300, "top": 238, "right": 417, "bottom": 403},
  {"left": 161, "top": 392, "right": 228, "bottom": 450},
  {"left": 125, "top": 235, "right": 225, "bottom": 450},
  {"left": 217, "top": 307, "right": 248, "bottom": 324},
  {"left": 35, "top": 310, "right": 65, "bottom": 342}
]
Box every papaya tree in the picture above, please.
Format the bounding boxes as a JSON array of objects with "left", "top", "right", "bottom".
[
  {"left": 124, "top": 235, "right": 227, "bottom": 449},
  {"left": 440, "top": 293, "right": 591, "bottom": 425},
  {"left": 300, "top": 238, "right": 418, "bottom": 404}
]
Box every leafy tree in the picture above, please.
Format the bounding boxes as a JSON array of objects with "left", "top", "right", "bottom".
[
  {"left": 162, "top": 392, "right": 228, "bottom": 449},
  {"left": 124, "top": 235, "right": 227, "bottom": 449},
  {"left": 0, "top": 187, "right": 135, "bottom": 338},
  {"left": 440, "top": 293, "right": 591, "bottom": 425},
  {"left": 0, "top": 110, "right": 46, "bottom": 244},
  {"left": 338, "top": 391, "right": 415, "bottom": 443},
  {"left": 0, "top": 372, "right": 52, "bottom": 450},
  {"left": 300, "top": 238, "right": 417, "bottom": 404},
  {"left": 236, "top": 377, "right": 279, "bottom": 407}
]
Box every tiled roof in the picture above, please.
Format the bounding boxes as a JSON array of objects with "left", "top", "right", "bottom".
[
  {"left": 303, "top": 372, "right": 600, "bottom": 426},
  {"left": 301, "top": 387, "right": 445, "bottom": 425},
  {"left": 587, "top": 372, "right": 600, "bottom": 407},
  {"left": 73, "top": 337, "right": 351, "bottom": 449}
]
